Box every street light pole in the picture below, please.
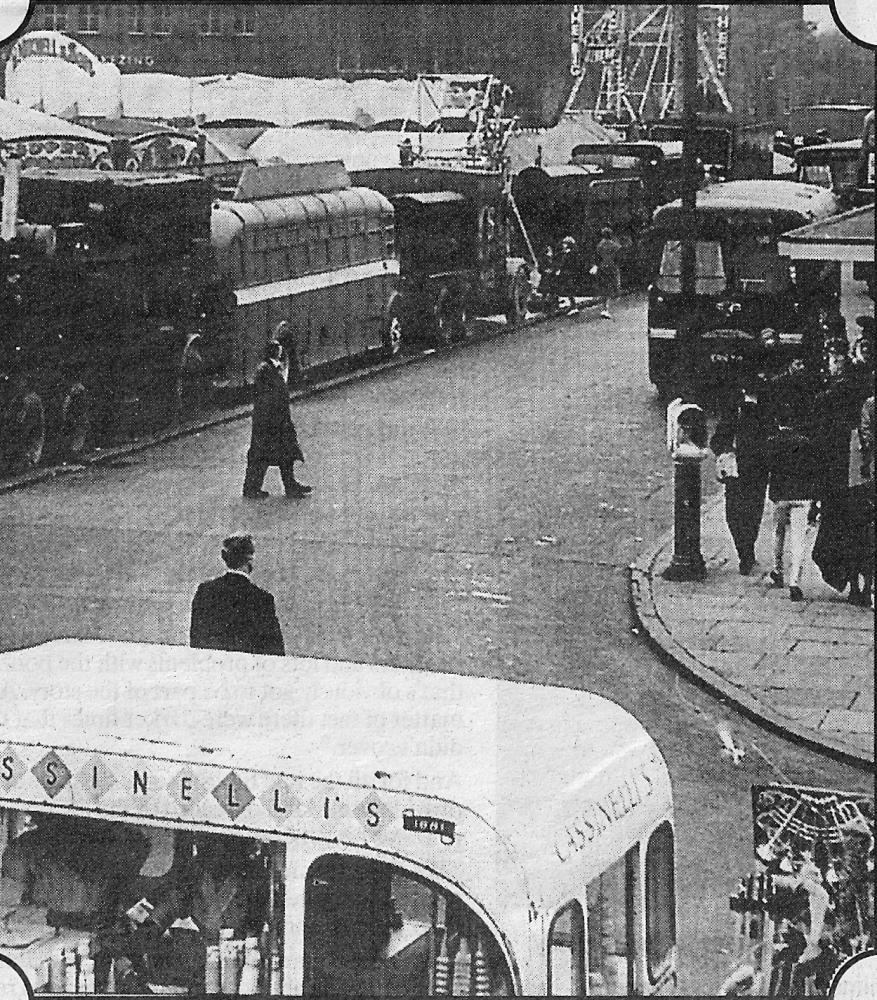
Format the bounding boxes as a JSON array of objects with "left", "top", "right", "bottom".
[{"left": 662, "top": 4, "right": 706, "bottom": 582}]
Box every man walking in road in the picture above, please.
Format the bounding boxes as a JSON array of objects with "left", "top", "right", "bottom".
[
  {"left": 190, "top": 534, "right": 285, "bottom": 655},
  {"left": 243, "top": 339, "right": 312, "bottom": 500}
]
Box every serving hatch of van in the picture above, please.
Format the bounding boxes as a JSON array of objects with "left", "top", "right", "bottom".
[{"left": 0, "top": 639, "right": 677, "bottom": 996}]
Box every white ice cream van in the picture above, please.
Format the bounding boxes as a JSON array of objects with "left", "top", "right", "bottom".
[{"left": 0, "top": 640, "right": 676, "bottom": 995}]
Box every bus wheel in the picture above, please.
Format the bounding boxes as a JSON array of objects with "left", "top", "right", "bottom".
[
  {"left": 433, "top": 290, "right": 454, "bottom": 347},
  {"left": 506, "top": 271, "right": 530, "bottom": 330},
  {"left": 383, "top": 304, "right": 404, "bottom": 358},
  {"left": 9, "top": 392, "right": 46, "bottom": 471},
  {"left": 60, "top": 382, "right": 90, "bottom": 460},
  {"left": 176, "top": 334, "right": 208, "bottom": 420}
]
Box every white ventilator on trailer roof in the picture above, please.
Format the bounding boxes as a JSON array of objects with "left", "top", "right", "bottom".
[{"left": 0, "top": 640, "right": 672, "bottom": 969}]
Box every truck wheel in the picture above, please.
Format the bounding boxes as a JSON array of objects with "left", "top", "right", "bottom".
[
  {"left": 383, "top": 303, "right": 404, "bottom": 359},
  {"left": 433, "top": 289, "right": 454, "bottom": 347},
  {"left": 10, "top": 392, "right": 46, "bottom": 470},
  {"left": 506, "top": 271, "right": 530, "bottom": 330},
  {"left": 176, "top": 334, "right": 208, "bottom": 419},
  {"left": 453, "top": 298, "right": 470, "bottom": 341},
  {"left": 60, "top": 382, "right": 90, "bottom": 459}
]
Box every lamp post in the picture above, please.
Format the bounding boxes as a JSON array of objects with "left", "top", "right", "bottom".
[{"left": 662, "top": 4, "right": 706, "bottom": 582}]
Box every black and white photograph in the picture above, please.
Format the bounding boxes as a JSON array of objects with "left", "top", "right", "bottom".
[{"left": 0, "top": 3, "right": 873, "bottom": 996}]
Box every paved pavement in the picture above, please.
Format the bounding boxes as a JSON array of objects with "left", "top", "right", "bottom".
[{"left": 631, "top": 494, "right": 875, "bottom": 766}]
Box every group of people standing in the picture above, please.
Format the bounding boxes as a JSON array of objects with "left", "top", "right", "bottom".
[
  {"left": 538, "top": 227, "right": 623, "bottom": 320},
  {"left": 711, "top": 315, "right": 874, "bottom": 605}
]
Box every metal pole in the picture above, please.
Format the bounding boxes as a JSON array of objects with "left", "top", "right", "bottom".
[{"left": 662, "top": 5, "right": 705, "bottom": 582}]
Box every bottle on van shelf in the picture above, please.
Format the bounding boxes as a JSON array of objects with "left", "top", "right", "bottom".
[
  {"left": 80, "top": 956, "right": 95, "bottom": 993},
  {"left": 452, "top": 936, "right": 472, "bottom": 996},
  {"left": 49, "top": 949, "right": 66, "bottom": 993},
  {"left": 238, "top": 937, "right": 261, "bottom": 994},
  {"left": 205, "top": 944, "right": 221, "bottom": 994},
  {"left": 64, "top": 948, "right": 78, "bottom": 992},
  {"left": 269, "top": 948, "right": 282, "bottom": 994}
]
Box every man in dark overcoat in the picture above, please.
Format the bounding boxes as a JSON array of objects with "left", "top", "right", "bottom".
[
  {"left": 710, "top": 382, "right": 774, "bottom": 575},
  {"left": 243, "top": 340, "right": 311, "bottom": 499},
  {"left": 190, "top": 534, "right": 285, "bottom": 655}
]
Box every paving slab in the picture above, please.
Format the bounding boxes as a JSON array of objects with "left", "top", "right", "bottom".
[{"left": 630, "top": 495, "right": 874, "bottom": 766}]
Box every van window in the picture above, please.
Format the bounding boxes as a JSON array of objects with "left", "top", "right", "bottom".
[
  {"left": 657, "top": 239, "right": 726, "bottom": 294},
  {"left": 645, "top": 822, "right": 676, "bottom": 983},
  {"left": 731, "top": 235, "right": 793, "bottom": 294},
  {"left": 303, "top": 854, "right": 512, "bottom": 996},
  {"left": 0, "top": 806, "right": 285, "bottom": 994},
  {"left": 585, "top": 849, "right": 635, "bottom": 996},
  {"left": 548, "top": 900, "right": 585, "bottom": 996}
]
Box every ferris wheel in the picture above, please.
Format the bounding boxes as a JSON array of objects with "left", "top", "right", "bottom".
[{"left": 567, "top": 4, "right": 732, "bottom": 121}]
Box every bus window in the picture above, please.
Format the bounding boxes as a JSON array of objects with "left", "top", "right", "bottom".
[
  {"left": 548, "top": 900, "right": 585, "bottom": 996},
  {"left": 303, "top": 854, "right": 512, "bottom": 997},
  {"left": 585, "top": 849, "right": 635, "bottom": 996},
  {"left": 657, "top": 240, "right": 726, "bottom": 295},
  {"left": 645, "top": 822, "right": 676, "bottom": 984},
  {"left": 0, "top": 806, "right": 285, "bottom": 995}
]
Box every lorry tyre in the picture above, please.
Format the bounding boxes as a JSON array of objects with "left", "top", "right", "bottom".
[
  {"left": 453, "top": 297, "right": 470, "bottom": 341},
  {"left": 433, "top": 289, "right": 454, "bottom": 347},
  {"left": 9, "top": 392, "right": 46, "bottom": 470},
  {"left": 383, "top": 301, "right": 404, "bottom": 359},
  {"left": 60, "top": 382, "right": 90, "bottom": 459},
  {"left": 176, "top": 334, "right": 208, "bottom": 419},
  {"left": 506, "top": 270, "right": 530, "bottom": 330}
]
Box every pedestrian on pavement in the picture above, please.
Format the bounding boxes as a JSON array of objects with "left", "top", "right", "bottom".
[
  {"left": 767, "top": 397, "right": 821, "bottom": 602},
  {"left": 595, "top": 226, "right": 622, "bottom": 320},
  {"left": 242, "top": 339, "right": 312, "bottom": 500},
  {"left": 809, "top": 336, "right": 873, "bottom": 605},
  {"left": 710, "top": 382, "right": 773, "bottom": 575},
  {"left": 190, "top": 534, "right": 285, "bottom": 655}
]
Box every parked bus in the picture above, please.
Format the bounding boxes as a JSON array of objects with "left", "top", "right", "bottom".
[
  {"left": 646, "top": 180, "right": 840, "bottom": 397},
  {"left": 0, "top": 639, "right": 677, "bottom": 996}
]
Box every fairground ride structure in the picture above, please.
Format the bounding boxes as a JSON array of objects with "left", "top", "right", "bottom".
[{"left": 567, "top": 4, "right": 732, "bottom": 122}]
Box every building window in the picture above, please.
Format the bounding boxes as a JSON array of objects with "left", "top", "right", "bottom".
[
  {"left": 129, "top": 4, "right": 147, "bottom": 35},
  {"left": 233, "top": 6, "right": 256, "bottom": 36},
  {"left": 77, "top": 3, "right": 101, "bottom": 33},
  {"left": 41, "top": 4, "right": 67, "bottom": 31},
  {"left": 645, "top": 822, "right": 677, "bottom": 984},
  {"left": 152, "top": 4, "right": 172, "bottom": 36},
  {"left": 199, "top": 8, "right": 224, "bottom": 36}
]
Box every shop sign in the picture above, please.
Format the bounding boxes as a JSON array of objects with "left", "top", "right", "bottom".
[
  {"left": 0, "top": 742, "right": 444, "bottom": 850},
  {"left": 553, "top": 753, "right": 662, "bottom": 863}
]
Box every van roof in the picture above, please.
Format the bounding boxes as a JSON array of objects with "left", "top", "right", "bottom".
[
  {"left": 654, "top": 179, "right": 839, "bottom": 226},
  {"left": 0, "top": 640, "right": 671, "bottom": 917}
]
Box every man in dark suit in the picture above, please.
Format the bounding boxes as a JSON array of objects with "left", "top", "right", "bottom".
[
  {"left": 243, "top": 339, "right": 312, "bottom": 500},
  {"left": 190, "top": 535, "right": 285, "bottom": 655}
]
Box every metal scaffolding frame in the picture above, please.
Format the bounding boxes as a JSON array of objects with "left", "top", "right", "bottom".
[{"left": 567, "top": 4, "right": 732, "bottom": 120}]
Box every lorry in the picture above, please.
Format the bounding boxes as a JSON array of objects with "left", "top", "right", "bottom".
[
  {"left": 351, "top": 163, "right": 532, "bottom": 344},
  {"left": 0, "top": 157, "right": 401, "bottom": 472},
  {"left": 0, "top": 159, "right": 218, "bottom": 471}
]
